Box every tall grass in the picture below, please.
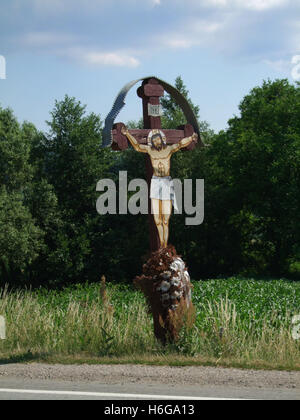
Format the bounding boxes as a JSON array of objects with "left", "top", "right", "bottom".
[
  {"left": 0, "top": 285, "right": 156, "bottom": 358},
  {"left": 0, "top": 279, "right": 299, "bottom": 369},
  {"left": 173, "top": 295, "right": 299, "bottom": 369}
]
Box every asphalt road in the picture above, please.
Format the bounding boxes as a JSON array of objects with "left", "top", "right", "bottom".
[
  {"left": 0, "top": 377, "right": 299, "bottom": 400},
  {"left": 0, "top": 364, "right": 299, "bottom": 400}
]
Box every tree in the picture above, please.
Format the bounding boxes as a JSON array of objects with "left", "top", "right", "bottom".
[
  {"left": 0, "top": 187, "right": 43, "bottom": 280},
  {"left": 209, "top": 79, "right": 300, "bottom": 275},
  {"left": 28, "top": 95, "right": 117, "bottom": 285},
  {"left": 0, "top": 108, "right": 33, "bottom": 191},
  {"left": 45, "top": 96, "right": 112, "bottom": 217},
  {"left": 161, "top": 76, "right": 213, "bottom": 143},
  {"left": 0, "top": 107, "right": 43, "bottom": 283}
]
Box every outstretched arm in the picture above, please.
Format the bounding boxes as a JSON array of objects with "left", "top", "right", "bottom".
[
  {"left": 121, "top": 126, "right": 148, "bottom": 153},
  {"left": 170, "top": 133, "right": 198, "bottom": 153}
]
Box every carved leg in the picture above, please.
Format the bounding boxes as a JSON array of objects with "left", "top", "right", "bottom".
[
  {"left": 162, "top": 200, "right": 172, "bottom": 247},
  {"left": 152, "top": 199, "right": 164, "bottom": 247}
]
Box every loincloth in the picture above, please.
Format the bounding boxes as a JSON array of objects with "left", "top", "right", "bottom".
[{"left": 150, "top": 176, "right": 178, "bottom": 211}]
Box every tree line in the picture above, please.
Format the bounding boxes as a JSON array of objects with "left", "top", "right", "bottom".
[{"left": 0, "top": 77, "right": 299, "bottom": 288}]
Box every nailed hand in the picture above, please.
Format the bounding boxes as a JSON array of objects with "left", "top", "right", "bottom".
[{"left": 121, "top": 126, "right": 127, "bottom": 136}]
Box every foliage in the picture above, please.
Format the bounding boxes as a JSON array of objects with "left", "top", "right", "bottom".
[
  {"left": 0, "top": 78, "right": 300, "bottom": 287},
  {"left": 0, "top": 187, "right": 43, "bottom": 277},
  {"left": 0, "top": 108, "right": 43, "bottom": 283},
  {"left": 0, "top": 109, "right": 33, "bottom": 191},
  {"left": 168, "top": 79, "right": 300, "bottom": 279},
  {"left": 202, "top": 79, "right": 300, "bottom": 276},
  {"left": 161, "top": 75, "right": 213, "bottom": 143},
  {"left": 0, "top": 278, "right": 299, "bottom": 369}
]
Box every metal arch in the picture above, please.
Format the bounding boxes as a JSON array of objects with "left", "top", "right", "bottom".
[{"left": 101, "top": 76, "right": 204, "bottom": 148}]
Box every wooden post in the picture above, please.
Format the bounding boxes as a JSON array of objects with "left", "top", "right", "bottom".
[{"left": 137, "top": 78, "right": 164, "bottom": 252}]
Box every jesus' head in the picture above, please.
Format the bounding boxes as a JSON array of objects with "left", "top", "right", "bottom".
[{"left": 151, "top": 133, "right": 165, "bottom": 151}]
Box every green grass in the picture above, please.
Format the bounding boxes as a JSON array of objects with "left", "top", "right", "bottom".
[{"left": 0, "top": 277, "right": 299, "bottom": 370}]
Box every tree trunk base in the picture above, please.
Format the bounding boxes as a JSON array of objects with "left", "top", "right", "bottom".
[{"left": 134, "top": 245, "right": 195, "bottom": 345}]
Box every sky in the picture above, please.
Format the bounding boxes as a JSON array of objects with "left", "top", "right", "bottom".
[{"left": 0, "top": 0, "right": 300, "bottom": 133}]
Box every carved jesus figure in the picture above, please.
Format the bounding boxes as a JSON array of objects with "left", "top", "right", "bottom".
[{"left": 121, "top": 126, "right": 198, "bottom": 248}]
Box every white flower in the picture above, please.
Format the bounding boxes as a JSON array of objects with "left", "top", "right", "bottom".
[
  {"left": 184, "top": 271, "right": 190, "bottom": 282},
  {"left": 157, "top": 281, "right": 171, "bottom": 293},
  {"left": 170, "top": 277, "right": 181, "bottom": 287},
  {"left": 170, "top": 258, "right": 185, "bottom": 272},
  {"left": 171, "top": 291, "right": 183, "bottom": 300}
]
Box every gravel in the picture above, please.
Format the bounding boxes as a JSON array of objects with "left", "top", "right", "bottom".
[{"left": 0, "top": 364, "right": 299, "bottom": 390}]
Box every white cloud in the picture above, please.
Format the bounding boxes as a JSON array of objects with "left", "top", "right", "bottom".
[
  {"left": 240, "top": 0, "right": 288, "bottom": 11},
  {"left": 30, "top": 0, "right": 161, "bottom": 15},
  {"left": 202, "top": 0, "right": 289, "bottom": 10},
  {"left": 64, "top": 48, "right": 140, "bottom": 68},
  {"left": 291, "top": 55, "right": 300, "bottom": 80},
  {"left": 15, "top": 29, "right": 140, "bottom": 68},
  {"left": 263, "top": 54, "right": 300, "bottom": 80},
  {"left": 166, "top": 38, "right": 193, "bottom": 49},
  {"left": 2, "top": 0, "right": 299, "bottom": 71},
  {"left": 158, "top": 18, "right": 224, "bottom": 50},
  {"left": 21, "top": 32, "right": 77, "bottom": 47},
  {"left": 291, "top": 55, "right": 300, "bottom": 64},
  {"left": 84, "top": 52, "right": 140, "bottom": 67},
  {"left": 263, "top": 58, "right": 291, "bottom": 72}
]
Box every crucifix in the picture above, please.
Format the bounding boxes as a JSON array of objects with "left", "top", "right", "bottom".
[
  {"left": 102, "top": 76, "right": 202, "bottom": 343},
  {"left": 105, "top": 77, "right": 200, "bottom": 252}
]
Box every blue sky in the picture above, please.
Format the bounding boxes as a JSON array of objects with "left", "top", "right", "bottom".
[{"left": 0, "top": 0, "right": 300, "bottom": 133}]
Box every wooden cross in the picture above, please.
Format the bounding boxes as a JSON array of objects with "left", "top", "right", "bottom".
[{"left": 111, "top": 78, "right": 198, "bottom": 252}]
